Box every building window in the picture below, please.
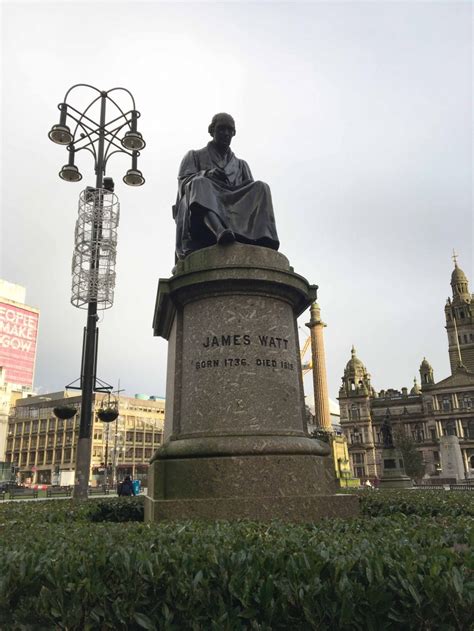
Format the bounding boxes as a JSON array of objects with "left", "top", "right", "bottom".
[
  {"left": 412, "top": 424, "right": 424, "bottom": 442},
  {"left": 442, "top": 397, "right": 452, "bottom": 412},
  {"left": 145, "top": 448, "right": 152, "bottom": 458},
  {"left": 429, "top": 428, "right": 437, "bottom": 440},
  {"left": 136, "top": 432, "right": 144, "bottom": 442},
  {"left": 145, "top": 433, "right": 152, "bottom": 443},
  {"left": 444, "top": 421, "right": 456, "bottom": 437},
  {"left": 350, "top": 405, "right": 360, "bottom": 421},
  {"left": 351, "top": 429, "right": 361, "bottom": 444},
  {"left": 463, "top": 420, "right": 474, "bottom": 439},
  {"left": 135, "top": 448, "right": 143, "bottom": 458}
]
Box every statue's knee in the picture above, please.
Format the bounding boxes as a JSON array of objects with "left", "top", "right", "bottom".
[{"left": 254, "top": 180, "right": 270, "bottom": 193}]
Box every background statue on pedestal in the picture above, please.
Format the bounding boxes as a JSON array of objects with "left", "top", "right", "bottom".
[
  {"left": 173, "top": 113, "right": 280, "bottom": 260},
  {"left": 381, "top": 416, "right": 394, "bottom": 448}
]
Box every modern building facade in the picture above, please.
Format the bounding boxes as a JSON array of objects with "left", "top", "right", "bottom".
[
  {"left": 5, "top": 392, "right": 165, "bottom": 486},
  {"left": 339, "top": 257, "right": 474, "bottom": 482},
  {"left": 0, "top": 280, "right": 37, "bottom": 461}
]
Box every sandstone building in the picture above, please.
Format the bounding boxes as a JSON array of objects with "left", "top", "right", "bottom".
[
  {"left": 5, "top": 392, "right": 164, "bottom": 486},
  {"left": 339, "top": 257, "right": 474, "bottom": 481}
]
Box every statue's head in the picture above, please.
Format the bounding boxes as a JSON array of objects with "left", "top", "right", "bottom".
[{"left": 208, "top": 113, "right": 236, "bottom": 152}]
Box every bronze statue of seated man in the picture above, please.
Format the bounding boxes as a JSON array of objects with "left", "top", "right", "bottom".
[{"left": 173, "top": 113, "right": 280, "bottom": 260}]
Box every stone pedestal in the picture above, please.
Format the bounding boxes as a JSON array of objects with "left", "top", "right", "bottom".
[
  {"left": 440, "top": 435, "right": 465, "bottom": 480},
  {"left": 379, "top": 448, "right": 413, "bottom": 489},
  {"left": 145, "top": 244, "right": 358, "bottom": 522}
]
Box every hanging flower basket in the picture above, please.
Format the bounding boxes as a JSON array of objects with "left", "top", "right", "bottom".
[
  {"left": 97, "top": 407, "right": 119, "bottom": 423},
  {"left": 53, "top": 405, "right": 77, "bottom": 420}
]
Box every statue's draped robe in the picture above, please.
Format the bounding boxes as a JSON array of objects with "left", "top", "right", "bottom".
[{"left": 174, "top": 142, "right": 280, "bottom": 259}]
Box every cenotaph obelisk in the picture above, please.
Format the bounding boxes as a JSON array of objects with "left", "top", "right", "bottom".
[{"left": 145, "top": 114, "right": 358, "bottom": 522}]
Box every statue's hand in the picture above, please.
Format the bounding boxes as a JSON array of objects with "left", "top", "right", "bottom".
[{"left": 206, "top": 168, "right": 228, "bottom": 183}]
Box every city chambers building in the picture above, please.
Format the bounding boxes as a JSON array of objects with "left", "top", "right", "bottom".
[
  {"left": 5, "top": 392, "right": 164, "bottom": 486},
  {"left": 338, "top": 258, "right": 474, "bottom": 481}
]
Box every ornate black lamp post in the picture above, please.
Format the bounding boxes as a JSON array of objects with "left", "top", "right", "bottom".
[{"left": 48, "top": 84, "right": 145, "bottom": 498}]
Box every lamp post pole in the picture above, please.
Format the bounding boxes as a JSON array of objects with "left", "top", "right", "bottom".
[{"left": 48, "top": 85, "right": 145, "bottom": 499}]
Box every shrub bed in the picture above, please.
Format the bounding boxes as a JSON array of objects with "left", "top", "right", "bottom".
[
  {"left": 0, "top": 495, "right": 144, "bottom": 524},
  {"left": 0, "top": 498, "right": 472, "bottom": 630},
  {"left": 358, "top": 489, "right": 474, "bottom": 518}
]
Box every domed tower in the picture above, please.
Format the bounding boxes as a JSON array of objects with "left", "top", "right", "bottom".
[
  {"left": 339, "top": 346, "right": 373, "bottom": 397},
  {"left": 445, "top": 252, "right": 474, "bottom": 374},
  {"left": 338, "top": 346, "right": 377, "bottom": 478},
  {"left": 410, "top": 377, "right": 421, "bottom": 395},
  {"left": 419, "top": 357, "right": 434, "bottom": 387}
]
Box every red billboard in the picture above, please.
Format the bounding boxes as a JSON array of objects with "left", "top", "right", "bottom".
[{"left": 0, "top": 301, "right": 39, "bottom": 387}]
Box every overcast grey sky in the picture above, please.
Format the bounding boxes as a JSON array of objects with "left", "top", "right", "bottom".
[{"left": 1, "top": 1, "right": 472, "bottom": 404}]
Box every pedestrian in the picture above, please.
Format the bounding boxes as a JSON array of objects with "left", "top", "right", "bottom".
[{"left": 118, "top": 475, "right": 135, "bottom": 497}]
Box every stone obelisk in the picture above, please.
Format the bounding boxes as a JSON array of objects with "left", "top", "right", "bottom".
[{"left": 306, "top": 302, "right": 332, "bottom": 431}]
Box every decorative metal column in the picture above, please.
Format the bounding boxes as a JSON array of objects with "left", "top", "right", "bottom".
[{"left": 48, "top": 85, "right": 145, "bottom": 498}]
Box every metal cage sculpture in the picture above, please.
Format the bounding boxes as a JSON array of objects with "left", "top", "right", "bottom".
[{"left": 71, "top": 187, "right": 120, "bottom": 310}]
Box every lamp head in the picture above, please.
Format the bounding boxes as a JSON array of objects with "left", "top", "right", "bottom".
[
  {"left": 121, "top": 130, "right": 146, "bottom": 151},
  {"left": 48, "top": 124, "right": 73, "bottom": 145},
  {"left": 123, "top": 168, "right": 145, "bottom": 186},
  {"left": 59, "top": 164, "right": 82, "bottom": 182}
]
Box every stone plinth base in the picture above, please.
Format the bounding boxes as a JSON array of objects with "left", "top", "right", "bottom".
[
  {"left": 145, "top": 493, "right": 359, "bottom": 523},
  {"left": 379, "top": 447, "right": 413, "bottom": 489},
  {"left": 147, "top": 244, "right": 359, "bottom": 522},
  {"left": 145, "top": 452, "right": 358, "bottom": 522}
]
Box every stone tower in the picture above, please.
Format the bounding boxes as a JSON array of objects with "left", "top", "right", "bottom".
[
  {"left": 306, "top": 302, "right": 332, "bottom": 431},
  {"left": 419, "top": 357, "right": 435, "bottom": 387},
  {"left": 338, "top": 347, "right": 378, "bottom": 477},
  {"left": 445, "top": 254, "right": 474, "bottom": 374}
]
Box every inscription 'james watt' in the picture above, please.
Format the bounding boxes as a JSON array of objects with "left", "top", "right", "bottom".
[{"left": 203, "top": 334, "right": 289, "bottom": 349}]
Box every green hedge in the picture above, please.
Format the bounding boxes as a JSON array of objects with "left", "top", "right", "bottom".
[
  {"left": 0, "top": 509, "right": 472, "bottom": 630},
  {"left": 0, "top": 496, "right": 144, "bottom": 523},
  {"left": 357, "top": 489, "right": 474, "bottom": 518}
]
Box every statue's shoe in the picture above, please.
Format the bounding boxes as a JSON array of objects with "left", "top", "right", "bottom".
[{"left": 217, "top": 229, "right": 235, "bottom": 245}]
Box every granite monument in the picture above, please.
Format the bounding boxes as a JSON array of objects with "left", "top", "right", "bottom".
[{"left": 145, "top": 114, "right": 358, "bottom": 521}]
